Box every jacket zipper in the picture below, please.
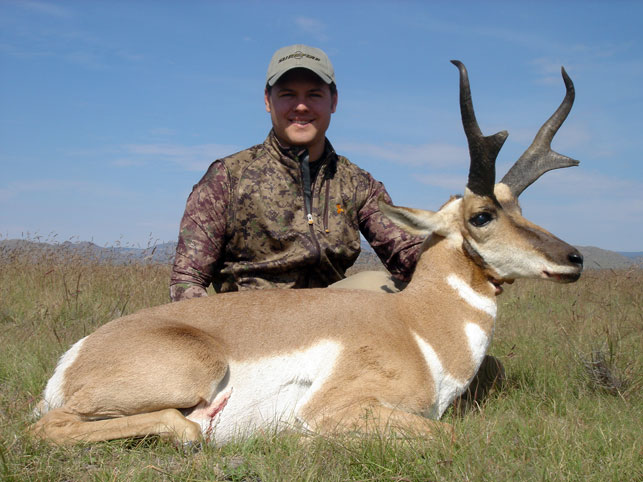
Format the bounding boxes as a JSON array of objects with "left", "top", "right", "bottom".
[
  {"left": 298, "top": 151, "right": 321, "bottom": 283},
  {"left": 300, "top": 150, "right": 314, "bottom": 225},
  {"left": 323, "top": 181, "right": 330, "bottom": 233}
]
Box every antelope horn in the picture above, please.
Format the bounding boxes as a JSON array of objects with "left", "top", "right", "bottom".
[
  {"left": 452, "top": 60, "right": 508, "bottom": 197},
  {"left": 500, "top": 67, "right": 579, "bottom": 197}
]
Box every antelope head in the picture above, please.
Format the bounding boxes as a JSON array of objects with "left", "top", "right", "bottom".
[{"left": 381, "top": 61, "right": 583, "bottom": 291}]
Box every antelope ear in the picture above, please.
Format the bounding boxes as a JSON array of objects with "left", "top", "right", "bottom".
[{"left": 378, "top": 197, "right": 444, "bottom": 237}]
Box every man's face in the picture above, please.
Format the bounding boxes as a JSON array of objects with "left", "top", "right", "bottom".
[{"left": 265, "top": 68, "right": 337, "bottom": 159}]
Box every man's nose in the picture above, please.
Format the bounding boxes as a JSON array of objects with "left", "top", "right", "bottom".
[{"left": 293, "top": 100, "right": 309, "bottom": 111}]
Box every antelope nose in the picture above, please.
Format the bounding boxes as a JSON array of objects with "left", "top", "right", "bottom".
[{"left": 568, "top": 251, "right": 583, "bottom": 267}]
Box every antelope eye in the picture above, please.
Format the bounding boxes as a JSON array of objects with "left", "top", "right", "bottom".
[{"left": 469, "top": 212, "right": 493, "bottom": 227}]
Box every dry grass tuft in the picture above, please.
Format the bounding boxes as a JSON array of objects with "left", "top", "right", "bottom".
[{"left": 581, "top": 349, "right": 628, "bottom": 395}]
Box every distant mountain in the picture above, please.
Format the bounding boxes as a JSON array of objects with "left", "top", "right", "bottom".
[
  {"left": 617, "top": 251, "right": 643, "bottom": 266},
  {"left": 1, "top": 239, "right": 640, "bottom": 270},
  {"left": 0, "top": 239, "right": 177, "bottom": 264},
  {"left": 618, "top": 251, "right": 643, "bottom": 259},
  {"left": 576, "top": 246, "right": 641, "bottom": 270}
]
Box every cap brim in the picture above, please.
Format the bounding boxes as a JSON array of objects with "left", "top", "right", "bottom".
[{"left": 267, "top": 65, "right": 334, "bottom": 86}]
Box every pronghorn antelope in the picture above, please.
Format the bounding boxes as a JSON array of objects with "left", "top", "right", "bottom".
[{"left": 32, "top": 61, "right": 583, "bottom": 445}]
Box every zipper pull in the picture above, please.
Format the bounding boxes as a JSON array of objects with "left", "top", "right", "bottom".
[{"left": 307, "top": 213, "right": 314, "bottom": 225}]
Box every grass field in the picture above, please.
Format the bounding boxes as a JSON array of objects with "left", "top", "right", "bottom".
[{"left": 0, "top": 243, "right": 641, "bottom": 481}]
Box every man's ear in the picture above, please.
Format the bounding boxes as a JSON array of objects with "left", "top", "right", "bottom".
[
  {"left": 264, "top": 88, "right": 271, "bottom": 113},
  {"left": 331, "top": 92, "right": 338, "bottom": 113}
]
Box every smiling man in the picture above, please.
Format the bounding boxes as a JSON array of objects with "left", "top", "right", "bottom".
[
  {"left": 169, "top": 45, "right": 423, "bottom": 301},
  {"left": 265, "top": 68, "right": 336, "bottom": 163}
]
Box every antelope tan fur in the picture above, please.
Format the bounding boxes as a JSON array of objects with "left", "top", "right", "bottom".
[{"left": 32, "top": 61, "right": 583, "bottom": 445}]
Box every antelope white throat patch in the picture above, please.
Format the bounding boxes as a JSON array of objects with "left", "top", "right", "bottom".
[{"left": 446, "top": 274, "right": 497, "bottom": 318}]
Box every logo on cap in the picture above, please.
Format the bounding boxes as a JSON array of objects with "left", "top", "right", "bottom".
[{"left": 278, "top": 51, "right": 321, "bottom": 64}]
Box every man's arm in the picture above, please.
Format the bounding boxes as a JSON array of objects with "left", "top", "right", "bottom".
[
  {"left": 357, "top": 175, "right": 424, "bottom": 282},
  {"left": 170, "top": 161, "right": 230, "bottom": 302}
]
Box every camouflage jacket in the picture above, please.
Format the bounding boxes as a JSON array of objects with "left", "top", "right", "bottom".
[{"left": 170, "top": 131, "right": 423, "bottom": 301}]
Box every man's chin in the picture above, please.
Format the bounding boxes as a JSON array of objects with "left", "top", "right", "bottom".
[
  {"left": 275, "top": 129, "right": 325, "bottom": 158},
  {"left": 283, "top": 132, "right": 317, "bottom": 147}
]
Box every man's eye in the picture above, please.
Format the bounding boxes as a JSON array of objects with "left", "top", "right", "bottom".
[{"left": 469, "top": 212, "right": 493, "bottom": 227}]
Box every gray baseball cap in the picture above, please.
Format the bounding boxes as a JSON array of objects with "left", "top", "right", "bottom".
[{"left": 266, "top": 44, "right": 335, "bottom": 87}]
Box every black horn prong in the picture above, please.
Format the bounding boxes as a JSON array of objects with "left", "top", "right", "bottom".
[
  {"left": 500, "top": 66, "right": 580, "bottom": 197},
  {"left": 451, "top": 60, "right": 508, "bottom": 197}
]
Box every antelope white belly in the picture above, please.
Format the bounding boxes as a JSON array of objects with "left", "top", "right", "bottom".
[
  {"left": 446, "top": 274, "right": 497, "bottom": 318},
  {"left": 188, "top": 339, "right": 342, "bottom": 444}
]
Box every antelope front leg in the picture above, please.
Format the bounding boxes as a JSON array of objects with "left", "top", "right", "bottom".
[{"left": 31, "top": 408, "right": 202, "bottom": 445}]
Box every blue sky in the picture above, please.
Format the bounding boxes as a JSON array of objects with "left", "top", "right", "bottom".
[{"left": 1, "top": 1, "right": 642, "bottom": 251}]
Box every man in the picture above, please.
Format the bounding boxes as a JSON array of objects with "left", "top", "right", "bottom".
[
  {"left": 169, "top": 44, "right": 423, "bottom": 301},
  {"left": 169, "top": 45, "right": 504, "bottom": 404}
]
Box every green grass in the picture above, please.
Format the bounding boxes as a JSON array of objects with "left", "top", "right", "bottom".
[{"left": 1, "top": 243, "right": 641, "bottom": 481}]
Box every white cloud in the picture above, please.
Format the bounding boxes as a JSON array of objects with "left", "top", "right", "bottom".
[
  {"left": 507, "top": 123, "right": 592, "bottom": 154},
  {"left": 121, "top": 143, "right": 242, "bottom": 171},
  {"left": 530, "top": 57, "right": 576, "bottom": 85},
  {"left": 0, "top": 179, "right": 132, "bottom": 201},
  {"left": 12, "top": 0, "right": 73, "bottom": 18},
  {"left": 64, "top": 50, "right": 106, "bottom": 70},
  {"left": 0, "top": 11, "right": 142, "bottom": 68},
  {"left": 412, "top": 159, "right": 637, "bottom": 199},
  {"left": 511, "top": 168, "right": 643, "bottom": 249},
  {"left": 525, "top": 194, "right": 643, "bottom": 251},
  {"left": 111, "top": 158, "right": 147, "bottom": 168},
  {"left": 0, "top": 180, "right": 77, "bottom": 201},
  {"left": 336, "top": 141, "right": 468, "bottom": 168},
  {"left": 294, "top": 17, "right": 328, "bottom": 42},
  {"left": 148, "top": 127, "right": 177, "bottom": 137},
  {"left": 531, "top": 168, "right": 643, "bottom": 199},
  {"left": 0, "top": 41, "right": 52, "bottom": 60},
  {"left": 413, "top": 173, "right": 464, "bottom": 191}
]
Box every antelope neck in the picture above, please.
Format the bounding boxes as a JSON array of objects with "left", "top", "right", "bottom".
[
  {"left": 462, "top": 237, "right": 489, "bottom": 272},
  {"left": 402, "top": 236, "right": 497, "bottom": 335},
  {"left": 396, "top": 237, "right": 497, "bottom": 396}
]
